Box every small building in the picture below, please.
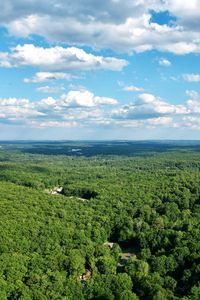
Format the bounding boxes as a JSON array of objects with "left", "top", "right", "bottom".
[
  {"left": 103, "top": 242, "right": 114, "bottom": 249},
  {"left": 79, "top": 269, "right": 92, "bottom": 281},
  {"left": 50, "top": 187, "right": 63, "bottom": 195}
]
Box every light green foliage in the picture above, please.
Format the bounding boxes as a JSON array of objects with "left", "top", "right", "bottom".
[{"left": 0, "top": 142, "right": 199, "bottom": 299}]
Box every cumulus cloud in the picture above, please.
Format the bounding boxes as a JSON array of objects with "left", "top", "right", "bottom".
[
  {"left": 0, "top": 0, "right": 158, "bottom": 24},
  {"left": 158, "top": 58, "right": 171, "bottom": 67},
  {"left": 1, "top": 89, "right": 200, "bottom": 130},
  {"left": 24, "top": 72, "right": 73, "bottom": 83},
  {"left": 30, "top": 120, "right": 78, "bottom": 128},
  {"left": 185, "top": 90, "right": 200, "bottom": 114},
  {"left": 111, "top": 90, "right": 200, "bottom": 129},
  {"left": 33, "top": 90, "right": 118, "bottom": 126},
  {"left": 186, "top": 90, "right": 199, "bottom": 99},
  {"left": 158, "top": 42, "right": 200, "bottom": 55},
  {"left": 36, "top": 85, "right": 65, "bottom": 93},
  {"left": 182, "top": 117, "right": 200, "bottom": 130},
  {"left": 112, "top": 93, "right": 187, "bottom": 120},
  {"left": 114, "top": 116, "right": 173, "bottom": 128},
  {"left": 183, "top": 74, "right": 200, "bottom": 82},
  {"left": 0, "top": 44, "right": 128, "bottom": 71},
  {"left": 165, "top": 0, "right": 200, "bottom": 29},
  {"left": 60, "top": 90, "right": 118, "bottom": 108},
  {"left": 147, "top": 116, "right": 173, "bottom": 126},
  {"left": 0, "top": 89, "right": 118, "bottom": 127},
  {"left": 122, "top": 85, "right": 144, "bottom": 92},
  {"left": 0, "top": 1, "right": 200, "bottom": 54},
  {"left": 0, "top": 97, "right": 44, "bottom": 121},
  {"left": 38, "top": 97, "right": 57, "bottom": 108}
]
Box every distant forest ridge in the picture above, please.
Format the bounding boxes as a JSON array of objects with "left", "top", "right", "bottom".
[{"left": 0, "top": 140, "right": 199, "bottom": 157}]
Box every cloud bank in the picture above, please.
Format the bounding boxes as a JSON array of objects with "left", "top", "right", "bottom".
[
  {"left": 1, "top": 1, "right": 200, "bottom": 54},
  {"left": 0, "top": 44, "right": 128, "bottom": 71},
  {"left": 1, "top": 89, "right": 200, "bottom": 130}
]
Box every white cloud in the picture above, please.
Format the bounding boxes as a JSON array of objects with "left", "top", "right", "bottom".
[
  {"left": 1, "top": 88, "right": 200, "bottom": 130},
  {"left": 30, "top": 120, "right": 78, "bottom": 128},
  {"left": 158, "top": 58, "right": 171, "bottom": 67},
  {"left": 1, "top": 1, "right": 200, "bottom": 54},
  {"left": 0, "top": 44, "right": 128, "bottom": 71},
  {"left": 182, "top": 116, "right": 200, "bottom": 130},
  {"left": 165, "top": 0, "right": 200, "bottom": 29},
  {"left": 61, "top": 90, "right": 95, "bottom": 107},
  {"left": 93, "top": 96, "right": 118, "bottom": 105},
  {"left": 60, "top": 90, "right": 118, "bottom": 107},
  {"left": 185, "top": 90, "right": 200, "bottom": 114},
  {"left": 158, "top": 42, "right": 200, "bottom": 55},
  {"left": 38, "top": 97, "right": 57, "bottom": 108},
  {"left": 122, "top": 85, "right": 144, "bottom": 92},
  {"left": 64, "top": 108, "right": 104, "bottom": 121},
  {"left": 185, "top": 90, "right": 199, "bottom": 99},
  {"left": 147, "top": 117, "right": 173, "bottom": 126},
  {"left": 183, "top": 73, "right": 200, "bottom": 82},
  {"left": 24, "top": 72, "right": 72, "bottom": 83},
  {"left": 0, "top": 53, "right": 12, "bottom": 67},
  {"left": 36, "top": 85, "right": 65, "bottom": 93},
  {"left": 0, "top": 89, "right": 118, "bottom": 127},
  {"left": 111, "top": 90, "right": 200, "bottom": 130},
  {"left": 137, "top": 93, "right": 187, "bottom": 114},
  {"left": 0, "top": 97, "right": 44, "bottom": 120},
  {"left": 0, "top": 98, "right": 29, "bottom": 106},
  {"left": 112, "top": 93, "right": 188, "bottom": 120},
  {"left": 113, "top": 116, "right": 173, "bottom": 128},
  {"left": 187, "top": 100, "right": 200, "bottom": 113},
  {"left": 114, "top": 119, "right": 142, "bottom": 127}
]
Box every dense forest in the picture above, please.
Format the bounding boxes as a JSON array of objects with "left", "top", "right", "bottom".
[{"left": 0, "top": 141, "right": 200, "bottom": 300}]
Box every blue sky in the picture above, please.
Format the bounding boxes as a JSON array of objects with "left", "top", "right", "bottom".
[{"left": 0, "top": 0, "right": 200, "bottom": 140}]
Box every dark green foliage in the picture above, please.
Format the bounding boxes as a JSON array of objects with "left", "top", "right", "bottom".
[{"left": 62, "top": 185, "right": 98, "bottom": 199}]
